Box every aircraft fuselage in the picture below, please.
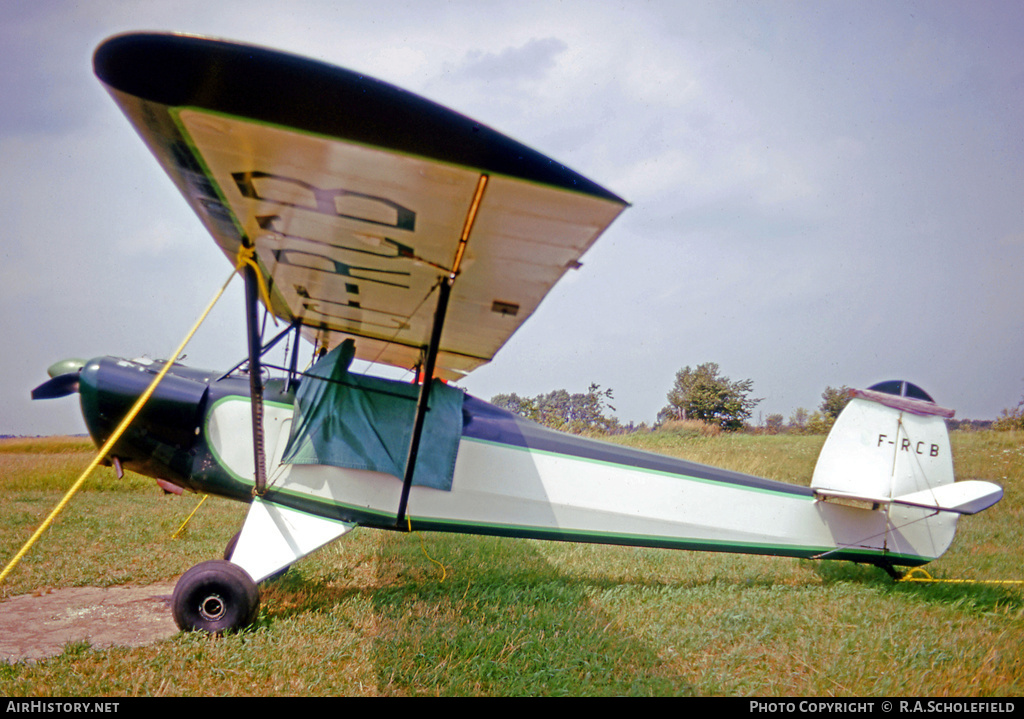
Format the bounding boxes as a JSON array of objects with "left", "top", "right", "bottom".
[{"left": 73, "top": 355, "right": 957, "bottom": 573}]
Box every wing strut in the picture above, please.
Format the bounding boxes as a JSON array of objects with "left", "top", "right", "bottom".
[
  {"left": 243, "top": 259, "right": 269, "bottom": 496},
  {"left": 395, "top": 174, "right": 488, "bottom": 528}
]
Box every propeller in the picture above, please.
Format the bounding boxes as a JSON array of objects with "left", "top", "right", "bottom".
[{"left": 31, "top": 358, "right": 86, "bottom": 400}]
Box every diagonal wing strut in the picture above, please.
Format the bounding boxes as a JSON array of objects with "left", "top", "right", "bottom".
[
  {"left": 395, "top": 174, "right": 489, "bottom": 528},
  {"left": 238, "top": 250, "right": 267, "bottom": 496}
]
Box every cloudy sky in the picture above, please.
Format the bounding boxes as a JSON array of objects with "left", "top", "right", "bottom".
[{"left": 3, "top": 0, "right": 1022, "bottom": 436}]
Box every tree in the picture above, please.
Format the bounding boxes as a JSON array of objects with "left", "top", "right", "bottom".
[
  {"left": 491, "top": 383, "right": 620, "bottom": 434},
  {"left": 804, "top": 410, "right": 832, "bottom": 435},
  {"left": 788, "top": 407, "right": 809, "bottom": 432},
  {"left": 993, "top": 388, "right": 1024, "bottom": 431},
  {"left": 993, "top": 405, "right": 1024, "bottom": 431},
  {"left": 819, "top": 385, "right": 852, "bottom": 420},
  {"left": 491, "top": 392, "right": 539, "bottom": 422},
  {"left": 660, "top": 362, "right": 761, "bottom": 431}
]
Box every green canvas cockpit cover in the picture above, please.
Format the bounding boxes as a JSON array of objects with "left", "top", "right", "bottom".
[{"left": 281, "top": 340, "right": 464, "bottom": 491}]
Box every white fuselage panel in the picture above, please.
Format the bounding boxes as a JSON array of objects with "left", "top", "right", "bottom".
[{"left": 206, "top": 398, "right": 957, "bottom": 563}]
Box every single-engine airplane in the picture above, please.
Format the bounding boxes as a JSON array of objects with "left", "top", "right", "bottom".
[{"left": 31, "top": 32, "right": 1002, "bottom": 633}]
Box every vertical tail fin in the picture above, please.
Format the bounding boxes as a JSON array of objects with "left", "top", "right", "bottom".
[
  {"left": 811, "top": 383, "right": 956, "bottom": 503},
  {"left": 810, "top": 382, "right": 1001, "bottom": 565}
]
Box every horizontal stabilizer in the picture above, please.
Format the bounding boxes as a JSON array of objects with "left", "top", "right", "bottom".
[
  {"left": 815, "top": 480, "right": 1002, "bottom": 515},
  {"left": 893, "top": 480, "right": 1003, "bottom": 515}
]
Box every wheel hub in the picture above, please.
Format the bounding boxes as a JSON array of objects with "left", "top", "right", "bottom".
[{"left": 199, "top": 593, "right": 226, "bottom": 621}]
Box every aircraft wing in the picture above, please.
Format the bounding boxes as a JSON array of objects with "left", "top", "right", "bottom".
[{"left": 93, "top": 32, "right": 628, "bottom": 379}]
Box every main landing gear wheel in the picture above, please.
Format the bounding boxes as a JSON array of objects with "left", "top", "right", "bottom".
[
  {"left": 223, "top": 532, "right": 240, "bottom": 560},
  {"left": 172, "top": 560, "right": 260, "bottom": 633}
]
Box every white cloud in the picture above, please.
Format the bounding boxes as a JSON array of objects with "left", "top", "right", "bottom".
[{"left": 4, "top": 0, "right": 1024, "bottom": 434}]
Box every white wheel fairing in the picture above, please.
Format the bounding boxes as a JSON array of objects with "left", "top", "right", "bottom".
[{"left": 230, "top": 498, "right": 355, "bottom": 583}]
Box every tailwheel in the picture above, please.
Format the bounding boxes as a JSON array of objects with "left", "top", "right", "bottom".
[{"left": 172, "top": 560, "right": 260, "bottom": 633}]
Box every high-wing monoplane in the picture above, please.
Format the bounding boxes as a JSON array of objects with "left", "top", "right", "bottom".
[{"left": 30, "top": 32, "right": 1003, "bottom": 633}]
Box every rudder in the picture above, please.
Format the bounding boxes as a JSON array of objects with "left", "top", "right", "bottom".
[
  {"left": 810, "top": 382, "right": 966, "bottom": 568},
  {"left": 811, "top": 382, "right": 956, "bottom": 504}
]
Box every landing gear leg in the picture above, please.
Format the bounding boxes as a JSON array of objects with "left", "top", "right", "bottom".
[
  {"left": 875, "top": 560, "right": 904, "bottom": 581},
  {"left": 224, "top": 530, "right": 290, "bottom": 580}
]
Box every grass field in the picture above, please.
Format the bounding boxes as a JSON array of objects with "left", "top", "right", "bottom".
[{"left": 0, "top": 431, "right": 1021, "bottom": 696}]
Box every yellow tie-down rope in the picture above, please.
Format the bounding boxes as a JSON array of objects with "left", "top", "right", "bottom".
[
  {"left": 0, "top": 245, "right": 267, "bottom": 585},
  {"left": 235, "top": 243, "right": 275, "bottom": 320},
  {"left": 406, "top": 516, "right": 448, "bottom": 582},
  {"left": 171, "top": 495, "right": 210, "bottom": 540},
  {"left": 899, "top": 568, "right": 1024, "bottom": 587}
]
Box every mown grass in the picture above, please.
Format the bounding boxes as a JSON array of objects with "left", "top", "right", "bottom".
[
  {"left": 0, "top": 432, "right": 1021, "bottom": 696},
  {"left": 609, "top": 426, "right": 826, "bottom": 483}
]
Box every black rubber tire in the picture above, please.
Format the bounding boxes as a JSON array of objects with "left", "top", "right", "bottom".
[
  {"left": 223, "top": 532, "right": 240, "bottom": 560},
  {"left": 172, "top": 560, "right": 260, "bottom": 633}
]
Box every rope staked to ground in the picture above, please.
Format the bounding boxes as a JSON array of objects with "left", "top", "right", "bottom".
[
  {"left": 899, "top": 568, "right": 1024, "bottom": 587},
  {"left": 407, "top": 516, "right": 448, "bottom": 583},
  {"left": 0, "top": 265, "right": 241, "bottom": 585}
]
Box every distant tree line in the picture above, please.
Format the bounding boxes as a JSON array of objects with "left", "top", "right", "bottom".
[
  {"left": 491, "top": 363, "right": 765, "bottom": 435},
  {"left": 761, "top": 385, "right": 852, "bottom": 435},
  {"left": 993, "top": 389, "right": 1024, "bottom": 431},
  {"left": 947, "top": 419, "right": 994, "bottom": 431},
  {"left": 491, "top": 364, "right": 1024, "bottom": 436},
  {"left": 491, "top": 383, "right": 621, "bottom": 435}
]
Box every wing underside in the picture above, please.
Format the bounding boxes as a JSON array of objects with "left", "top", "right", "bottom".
[{"left": 95, "top": 32, "right": 628, "bottom": 379}]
